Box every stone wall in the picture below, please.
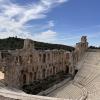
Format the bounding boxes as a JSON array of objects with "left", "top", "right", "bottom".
[
  {"left": 0, "top": 95, "right": 17, "bottom": 100},
  {"left": 0, "top": 92, "right": 67, "bottom": 100},
  {"left": 0, "top": 36, "right": 88, "bottom": 89},
  {"left": 4, "top": 41, "right": 72, "bottom": 88},
  {"left": 72, "top": 36, "right": 88, "bottom": 68}
]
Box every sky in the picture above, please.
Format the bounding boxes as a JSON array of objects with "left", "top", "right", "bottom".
[{"left": 0, "top": 0, "right": 100, "bottom": 46}]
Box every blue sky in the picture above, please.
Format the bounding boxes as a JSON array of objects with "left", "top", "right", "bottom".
[{"left": 0, "top": 0, "right": 100, "bottom": 46}]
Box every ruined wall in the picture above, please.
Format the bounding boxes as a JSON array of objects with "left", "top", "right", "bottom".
[
  {"left": 4, "top": 39, "right": 72, "bottom": 88},
  {"left": 72, "top": 36, "right": 88, "bottom": 68},
  {"left": 0, "top": 36, "right": 88, "bottom": 88}
]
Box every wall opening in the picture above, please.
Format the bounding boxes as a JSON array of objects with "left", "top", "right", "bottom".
[
  {"left": 23, "top": 74, "right": 26, "bottom": 84},
  {"left": 75, "top": 69, "right": 78, "bottom": 75},
  {"left": 43, "top": 54, "right": 46, "bottom": 63},
  {"left": 42, "top": 69, "right": 46, "bottom": 78},
  {"left": 30, "top": 72, "right": 32, "bottom": 83},
  {"left": 34, "top": 72, "right": 36, "bottom": 80},
  {"left": 53, "top": 66, "right": 55, "bottom": 75},
  {"left": 65, "top": 65, "right": 69, "bottom": 73}
]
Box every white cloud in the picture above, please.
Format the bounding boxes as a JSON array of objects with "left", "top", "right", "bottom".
[
  {"left": 0, "top": 31, "right": 33, "bottom": 39},
  {"left": 32, "top": 20, "right": 55, "bottom": 31},
  {"left": 48, "top": 20, "right": 55, "bottom": 28},
  {"left": 33, "top": 30, "right": 57, "bottom": 42},
  {"left": 0, "top": 0, "right": 68, "bottom": 40}
]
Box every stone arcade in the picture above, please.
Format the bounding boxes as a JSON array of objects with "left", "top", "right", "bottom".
[{"left": 0, "top": 36, "right": 88, "bottom": 88}]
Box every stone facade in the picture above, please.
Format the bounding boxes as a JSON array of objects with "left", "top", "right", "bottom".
[
  {"left": 0, "top": 36, "right": 88, "bottom": 88},
  {"left": 72, "top": 36, "right": 88, "bottom": 67},
  {"left": 4, "top": 42, "right": 72, "bottom": 88}
]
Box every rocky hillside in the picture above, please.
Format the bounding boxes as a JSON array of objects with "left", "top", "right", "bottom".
[{"left": 0, "top": 37, "right": 75, "bottom": 52}]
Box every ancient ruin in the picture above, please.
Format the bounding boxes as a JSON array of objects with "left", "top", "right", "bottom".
[
  {"left": 0, "top": 36, "right": 90, "bottom": 100},
  {"left": 0, "top": 36, "right": 88, "bottom": 88}
]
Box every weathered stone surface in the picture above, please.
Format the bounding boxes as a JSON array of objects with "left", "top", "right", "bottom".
[
  {"left": 49, "top": 51, "right": 100, "bottom": 100},
  {"left": 0, "top": 95, "right": 18, "bottom": 100},
  {"left": 0, "top": 36, "right": 88, "bottom": 100},
  {"left": 0, "top": 36, "right": 88, "bottom": 88}
]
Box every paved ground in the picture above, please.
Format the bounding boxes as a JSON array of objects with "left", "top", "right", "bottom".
[{"left": 49, "top": 51, "right": 100, "bottom": 100}]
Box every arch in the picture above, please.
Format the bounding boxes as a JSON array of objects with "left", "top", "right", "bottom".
[
  {"left": 53, "top": 66, "right": 56, "bottom": 75},
  {"left": 32, "top": 67, "right": 34, "bottom": 72},
  {"left": 37, "top": 71, "right": 40, "bottom": 79},
  {"left": 65, "top": 65, "right": 69, "bottom": 73},
  {"left": 75, "top": 69, "right": 78, "bottom": 75},
  {"left": 39, "top": 54, "right": 41, "bottom": 61},
  {"left": 48, "top": 53, "right": 50, "bottom": 60},
  {"left": 28, "top": 55, "right": 33, "bottom": 63},
  {"left": 19, "top": 56, "right": 22, "bottom": 65},
  {"left": 47, "top": 69, "right": 49, "bottom": 77},
  {"left": 42, "top": 69, "right": 46, "bottom": 79},
  {"left": 34, "top": 72, "right": 36, "bottom": 80},
  {"left": 16, "top": 56, "right": 18, "bottom": 62},
  {"left": 50, "top": 68, "right": 52, "bottom": 75},
  {"left": 23, "top": 74, "right": 26, "bottom": 84},
  {"left": 43, "top": 54, "right": 46, "bottom": 63},
  {"left": 29, "top": 72, "right": 33, "bottom": 82}
]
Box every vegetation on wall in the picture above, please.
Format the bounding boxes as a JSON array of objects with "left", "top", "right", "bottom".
[{"left": 0, "top": 37, "right": 75, "bottom": 51}]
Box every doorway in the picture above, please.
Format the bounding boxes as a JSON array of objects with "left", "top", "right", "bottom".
[{"left": 65, "top": 66, "right": 69, "bottom": 73}]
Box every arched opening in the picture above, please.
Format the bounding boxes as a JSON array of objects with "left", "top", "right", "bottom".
[
  {"left": 16, "top": 56, "right": 18, "bottom": 61},
  {"left": 19, "top": 56, "right": 22, "bottom": 65},
  {"left": 37, "top": 71, "right": 40, "bottom": 79},
  {"left": 75, "top": 69, "right": 78, "bottom": 75},
  {"left": 65, "top": 65, "right": 69, "bottom": 73},
  {"left": 29, "top": 72, "right": 32, "bottom": 83},
  {"left": 48, "top": 54, "right": 50, "bottom": 60},
  {"left": 32, "top": 67, "right": 34, "bottom": 72},
  {"left": 28, "top": 55, "right": 33, "bottom": 64},
  {"left": 42, "top": 69, "right": 46, "bottom": 79},
  {"left": 47, "top": 69, "right": 49, "bottom": 77},
  {"left": 43, "top": 54, "right": 46, "bottom": 63},
  {"left": 34, "top": 72, "right": 36, "bottom": 80},
  {"left": 39, "top": 54, "right": 41, "bottom": 61},
  {"left": 53, "top": 66, "right": 55, "bottom": 75},
  {"left": 50, "top": 68, "right": 52, "bottom": 75},
  {"left": 23, "top": 74, "right": 26, "bottom": 84}
]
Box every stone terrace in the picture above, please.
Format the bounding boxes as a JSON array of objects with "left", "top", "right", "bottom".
[{"left": 49, "top": 50, "right": 100, "bottom": 100}]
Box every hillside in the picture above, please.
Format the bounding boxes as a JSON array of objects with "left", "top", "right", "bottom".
[{"left": 0, "top": 37, "right": 75, "bottom": 52}]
